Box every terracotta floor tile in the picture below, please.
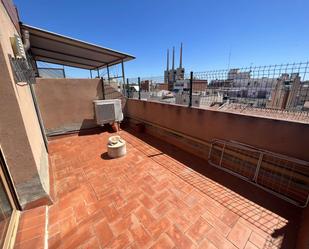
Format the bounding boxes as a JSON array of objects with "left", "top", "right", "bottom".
[
  {"left": 155, "top": 190, "right": 170, "bottom": 203},
  {"left": 58, "top": 207, "right": 74, "bottom": 221},
  {"left": 227, "top": 221, "right": 252, "bottom": 249},
  {"left": 248, "top": 231, "right": 270, "bottom": 249},
  {"left": 202, "top": 210, "right": 231, "bottom": 237},
  {"left": 167, "top": 209, "right": 191, "bottom": 232},
  {"left": 139, "top": 194, "right": 156, "bottom": 209},
  {"left": 48, "top": 233, "right": 61, "bottom": 249},
  {"left": 149, "top": 233, "right": 175, "bottom": 249},
  {"left": 79, "top": 236, "right": 101, "bottom": 249},
  {"left": 73, "top": 201, "right": 88, "bottom": 223},
  {"left": 244, "top": 241, "right": 259, "bottom": 249},
  {"left": 108, "top": 232, "right": 133, "bottom": 249},
  {"left": 198, "top": 238, "right": 218, "bottom": 249},
  {"left": 153, "top": 201, "right": 172, "bottom": 218},
  {"left": 140, "top": 184, "right": 156, "bottom": 196},
  {"left": 94, "top": 219, "right": 114, "bottom": 247},
  {"left": 102, "top": 204, "right": 120, "bottom": 223},
  {"left": 187, "top": 217, "right": 212, "bottom": 244},
  {"left": 220, "top": 209, "right": 240, "bottom": 228},
  {"left": 22, "top": 206, "right": 46, "bottom": 217},
  {"left": 14, "top": 129, "right": 299, "bottom": 249},
  {"left": 15, "top": 225, "right": 45, "bottom": 244},
  {"left": 119, "top": 199, "right": 140, "bottom": 217},
  {"left": 18, "top": 213, "right": 46, "bottom": 231},
  {"left": 48, "top": 223, "right": 60, "bottom": 238},
  {"left": 59, "top": 216, "right": 77, "bottom": 239},
  {"left": 135, "top": 206, "right": 156, "bottom": 228},
  {"left": 61, "top": 227, "right": 94, "bottom": 249},
  {"left": 184, "top": 190, "right": 203, "bottom": 207},
  {"left": 130, "top": 223, "right": 152, "bottom": 248},
  {"left": 206, "top": 229, "right": 237, "bottom": 249},
  {"left": 14, "top": 236, "right": 45, "bottom": 249},
  {"left": 111, "top": 214, "right": 138, "bottom": 236},
  {"left": 167, "top": 225, "right": 195, "bottom": 249},
  {"left": 147, "top": 216, "right": 171, "bottom": 240}
]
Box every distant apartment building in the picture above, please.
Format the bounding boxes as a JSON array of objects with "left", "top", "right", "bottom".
[
  {"left": 267, "top": 74, "right": 309, "bottom": 110},
  {"left": 207, "top": 68, "right": 309, "bottom": 110},
  {"left": 266, "top": 74, "right": 291, "bottom": 109},
  {"left": 227, "top": 68, "right": 251, "bottom": 80}
]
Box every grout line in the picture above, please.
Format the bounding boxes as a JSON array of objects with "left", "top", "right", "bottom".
[
  {"left": 44, "top": 206, "right": 48, "bottom": 249},
  {"left": 123, "top": 132, "right": 281, "bottom": 236}
]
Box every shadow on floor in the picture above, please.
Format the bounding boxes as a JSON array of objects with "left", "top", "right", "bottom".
[
  {"left": 123, "top": 128, "right": 302, "bottom": 249},
  {"left": 78, "top": 119, "right": 116, "bottom": 136},
  {"left": 100, "top": 152, "right": 112, "bottom": 160}
]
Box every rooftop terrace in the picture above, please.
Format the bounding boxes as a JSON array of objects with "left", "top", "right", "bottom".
[
  {"left": 14, "top": 128, "right": 302, "bottom": 249},
  {"left": 1, "top": 1, "right": 309, "bottom": 248}
]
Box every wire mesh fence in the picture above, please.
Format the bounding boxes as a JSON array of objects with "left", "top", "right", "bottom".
[
  {"left": 37, "top": 68, "right": 65, "bottom": 78},
  {"left": 193, "top": 62, "right": 309, "bottom": 111},
  {"left": 208, "top": 139, "right": 309, "bottom": 207},
  {"left": 125, "top": 62, "right": 309, "bottom": 122},
  {"left": 102, "top": 77, "right": 125, "bottom": 100}
]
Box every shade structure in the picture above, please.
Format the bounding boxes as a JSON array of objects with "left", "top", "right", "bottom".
[{"left": 21, "top": 24, "right": 135, "bottom": 70}]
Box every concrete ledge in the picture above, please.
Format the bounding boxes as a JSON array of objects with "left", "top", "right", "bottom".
[{"left": 125, "top": 99, "right": 309, "bottom": 162}]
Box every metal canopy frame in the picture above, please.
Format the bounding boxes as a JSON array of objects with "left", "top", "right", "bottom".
[
  {"left": 21, "top": 24, "right": 135, "bottom": 71},
  {"left": 90, "top": 61, "right": 125, "bottom": 93}
]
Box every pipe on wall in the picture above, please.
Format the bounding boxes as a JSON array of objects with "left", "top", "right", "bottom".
[{"left": 22, "top": 29, "right": 30, "bottom": 52}]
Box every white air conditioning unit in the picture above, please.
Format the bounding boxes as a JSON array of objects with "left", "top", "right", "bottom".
[{"left": 93, "top": 99, "right": 123, "bottom": 126}]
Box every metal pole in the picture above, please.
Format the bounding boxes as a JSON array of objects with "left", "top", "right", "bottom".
[
  {"left": 107, "top": 64, "right": 110, "bottom": 84},
  {"left": 63, "top": 65, "right": 66, "bottom": 78},
  {"left": 101, "top": 77, "right": 105, "bottom": 100},
  {"left": 97, "top": 68, "right": 100, "bottom": 78},
  {"left": 121, "top": 60, "right": 125, "bottom": 94},
  {"left": 126, "top": 78, "right": 130, "bottom": 98},
  {"left": 90, "top": 70, "right": 92, "bottom": 79},
  {"left": 138, "top": 77, "right": 141, "bottom": 100},
  {"left": 29, "top": 82, "right": 49, "bottom": 152},
  {"left": 189, "top": 71, "right": 193, "bottom": 107}
]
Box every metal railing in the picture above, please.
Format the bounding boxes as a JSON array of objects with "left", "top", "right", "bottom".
[
  {"left": 37, "top": 67, "right": 65, "bottom": 78},
  {"left": 208, "top": 139, "right": 309, "bottom": 207},
  {"left": 125, "top": 62, "right": 309, "bottom": 122}
]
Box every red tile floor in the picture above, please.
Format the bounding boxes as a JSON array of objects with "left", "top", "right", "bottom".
[{"left": 17, "top": 128, "right": 302, "bottom": 249}]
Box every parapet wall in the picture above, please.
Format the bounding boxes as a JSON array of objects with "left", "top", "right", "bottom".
[
  {"left": 34, "top": 78, "right": 104, "bottom": 135},
  {"left": 125, "top": 99, "right": 309, "bottom": 162}
]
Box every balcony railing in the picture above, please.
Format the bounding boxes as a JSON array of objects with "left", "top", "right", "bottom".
[
  {"left": 124, "top": 62, "right": 309, "bottom": 121},
  {"left": 208, "top": 139, "right": 309, "bottom": 207}
]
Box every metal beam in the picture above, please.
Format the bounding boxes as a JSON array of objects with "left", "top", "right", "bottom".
[
  {"left": 31, "top": 46, "right": 108, "bottom": 64},
  {"left": 107, "top": 64, "right": 110, "bottom": 83},
  {"left": 34, "top": 55, "right": 95, "bottom": 69},
  {"left": 121, "top": 60, "right": 125, "bottom": 92},
  {"left": 29, "top": 33, "right": 125, "bottom": 59},
  {"left": 95, "top": 56, "right": 127, "bottom": 70}
]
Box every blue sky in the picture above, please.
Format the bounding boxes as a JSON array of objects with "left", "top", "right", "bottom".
[{"left": 15, "top": 0, "right": 309, "bottom": 78}]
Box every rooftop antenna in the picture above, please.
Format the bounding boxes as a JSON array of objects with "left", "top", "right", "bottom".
[
  {"left": 166, "top": 49, "right": 169, "bottom": 72},
  {"left": 179, "top": 42, "right": 183, "bottom": 68},
  {"left": 172, "top": 46, "right": 175, "bottom": 71},
  {"left": 172, "top": 46, "right": 175, "bottom": 82},
  {"left": 227, "top": 46, "right": 232, "bottom": 70}
]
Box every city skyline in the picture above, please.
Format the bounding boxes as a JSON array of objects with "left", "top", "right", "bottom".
[{"left": 15, "top": 0, "right": 309, "bottom": 78}]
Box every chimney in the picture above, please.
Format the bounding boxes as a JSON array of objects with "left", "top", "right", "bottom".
[{"left": 179, "top": 42, "right": 183, "bottom": 68}]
